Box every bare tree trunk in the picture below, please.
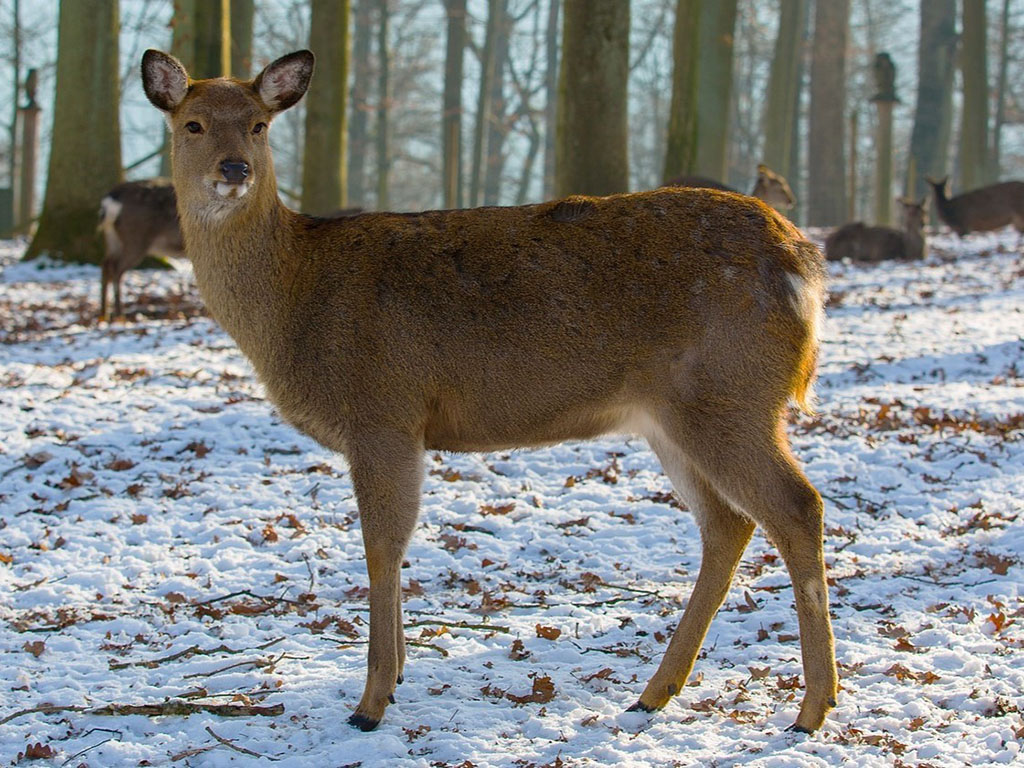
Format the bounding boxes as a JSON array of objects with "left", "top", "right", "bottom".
[
  {"left": 230, "top": 0, "right": 254, "bottom": 78},
  {"left": 470, "top": 0, "right": 501, "bottom": 207},
  {"left": 807, "top": 0, "right": 849, "bottom": 226},
  {"left": 991, "top": 0, "right": 1011, "bottom": 180},
  {"left": 193, "top": 0, "right": 229, "bottom": 80},
  {"left": 959, "top": 0, "right": 989, "bottom": 191},
  {"left": 442, "top": 0, "right": 466, "bottom": 209},
  {"left": 161, "top": 0, "right": 196, "bottom": 176},
  {"left": 376, "top": 0, "right": 390, "bottom": 209},
  {"left": 301, "top": 0, "right": 350, "bottom": 216},
  {"left": 541, "top": 0, "right": 559, "bottom": 200},
  {"left": 663, "top": 0, "right": 701, "bottom": 181},
  {"left": 693, "top": 0, "right": 738, "bottom": 181},
  {"left": 482, "top": 0, "right": 511, "bottom": 205},
  {"left": 907, "top": 0, "right": 957, "bottom": 202},
  {"left": 762, "top": 0, "right": 808, "bottom": 177},
  {"left": 555, "top": 0, "right": 629, "bottom": 197},
  {"left": 348, "top": 0, "right": 373, "bottom": 207},
  {"left": 26, "top": 0, "right": 121, "bottom": 263}
]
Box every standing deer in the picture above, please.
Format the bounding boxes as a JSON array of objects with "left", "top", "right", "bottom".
[
  {"left": 97, "top": 178, "right": 185, "bottom": 320},
  {"left": 825, "top": 198, "right": 927, "bottom": 262},
  {"left": 665, "top": 164, "right": 797, "bottom": 213},
  {"left": 142, "top": 49, "right": 837, "bottom": 734},
  {"left": 926, "top": 176, "right": 1024, "bottom": 238}
]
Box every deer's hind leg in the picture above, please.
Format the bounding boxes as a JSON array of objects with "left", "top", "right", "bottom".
[
  {"left": 657, "top": 406, "right": 837, "bottom": 733},
  {"left": 630, "top": 431, "right": 754, "bottom": 713}
]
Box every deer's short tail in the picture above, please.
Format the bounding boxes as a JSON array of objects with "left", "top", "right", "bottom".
[{"left": 785, "top": 243, "right": 826, "bottom": 415}]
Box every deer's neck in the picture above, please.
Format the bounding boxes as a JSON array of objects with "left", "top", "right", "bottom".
[{"left": 178, "top": 183, "right": 297, "bottom": 371}]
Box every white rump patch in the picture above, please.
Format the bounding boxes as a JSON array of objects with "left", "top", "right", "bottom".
[{"left": 785, "top": 271, "right": 825, "bottom": 344}]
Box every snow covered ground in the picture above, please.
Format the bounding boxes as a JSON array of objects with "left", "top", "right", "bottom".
[{"left": 0, "top": 231, "right": 1021, "bottom": 767}]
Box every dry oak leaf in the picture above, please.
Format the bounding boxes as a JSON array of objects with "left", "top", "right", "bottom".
[
  {"left": 536, "top": 624, "right": 562, "bottom": 641},
  {"left": 506, "top": 674, "right": 556, "bottom": 705}
]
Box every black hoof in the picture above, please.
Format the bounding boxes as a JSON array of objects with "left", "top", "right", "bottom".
[
  {"left": 786, "top": 723, "right": 813, "bottom": 735},
  {"left": 626, "top": 701, "right": 655, "bottom": 714},
  {"left": 388, "top": 693, "right": 396, "bottom": 704},
  {"left": 397, "top": 674, "right": 404, "bottom": 685},
  {"left": 348, "top": 712, "right": 380, "bottom": 732}
]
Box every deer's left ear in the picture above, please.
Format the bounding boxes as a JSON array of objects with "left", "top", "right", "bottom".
[
  {"left": 253, "top": 50, "right": 315, "bottom": 114},
  {"left": 142, "top": 50, "right": 189, "bottom": 112}
]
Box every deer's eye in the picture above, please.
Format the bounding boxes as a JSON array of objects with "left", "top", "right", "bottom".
[
  {"left": 253, "top": 122, "right": 267, "bottom": 135},
  {"left": 185, "top": 121, "right": 203, "bottom": 134}
]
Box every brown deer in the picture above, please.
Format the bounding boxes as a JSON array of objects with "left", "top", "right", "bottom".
[
  {"left": 665, "top": 164, "right": 796, "bottom": 213},
  {"left": 141, "top": 49, "right": 837, "bottom": 734},
  {"left": 926, "top": 176, "right": 1024, "bottom": 238},
  {"left": 98, "top": 178, "right": 185, "bottom": 320},
  {"left": 824, "top": 198, "right": 927, "bottom": 263}
]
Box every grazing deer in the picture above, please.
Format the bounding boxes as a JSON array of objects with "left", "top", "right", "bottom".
[
  {"left": 97, "top": 178, "right": 185, "bottom": 320},
  {"left": 825, "top": 198, "right": 927, "bottom": 263},
  {"left": 665, "top": 164, "right": 796, "bottom": 213},
  {"left": 926, "top": 176, "right": 1024, "bottom": 238},
  {"left": 142, "top": 49, "right": 837, "bottom": 734}
]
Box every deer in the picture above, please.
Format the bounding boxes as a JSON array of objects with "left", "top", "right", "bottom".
[
  {"left": 926, "top": 176, "right": 1024, "bottom": 238},
  {"left": 824, "top": 198, "right": 927, "bottom": 263},
  {"left": 665, "top": 164, "right": 796, "bottom": 213},
  {"left": 97, "top": 178, "right": 185, "bottom": 320},
  {"left": 141, "top": 48, "right": 837, "bottom": 734}
]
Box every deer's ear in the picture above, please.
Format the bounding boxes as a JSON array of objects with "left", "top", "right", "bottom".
[
  {"left": 253, "top": 51, "right": 314, "bottom": 114},
  {"left": 142, "top": 50, "right": 189, "bottom": 112}
]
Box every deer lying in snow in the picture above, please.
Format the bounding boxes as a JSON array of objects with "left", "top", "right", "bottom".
[
  {"left": 665, "top": 164, "right": 797, "bottom": 213},
  {"left": 824, "top": 198, "right": 927, "bottom": 263},
  {"left": 142, "top": 49, "right": 837, "bottom": 734},
  {"left": 97, "top": 178, "right": 185, "bottom": 320},
  {"left": 927, "top": 176, "right": 1024, "bottom": 238}
]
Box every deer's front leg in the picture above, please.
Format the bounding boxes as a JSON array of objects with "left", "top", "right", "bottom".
[{"left": 346, "top": 432, "right": 424, "bottom": 732}]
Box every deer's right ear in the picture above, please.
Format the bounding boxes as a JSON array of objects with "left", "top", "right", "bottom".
[{"left": 142, "top": 50, "right": 189, "bottom": 112}]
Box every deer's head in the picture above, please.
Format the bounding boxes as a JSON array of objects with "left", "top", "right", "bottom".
[{"left": 141, "top": 50, "right": 314, "bottom": 219}]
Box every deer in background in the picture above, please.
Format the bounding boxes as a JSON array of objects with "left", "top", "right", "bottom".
[
  {"left": 665, "top": 164, "right": 797, "bottom": 213},
  {"left": 142, "top": 49, "right": 837, "bottom": 735},
  {"left": 825, "top": 198, "right": 927, "bottom": 263},
  {"left": 98, "top": 178, "right": 185, "bottom": 320},
  {"left": 927, "top": 176, "right": 1024, "bottom": 238}
]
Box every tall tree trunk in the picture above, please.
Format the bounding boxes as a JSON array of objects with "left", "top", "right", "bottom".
[
  {"left": 663, "top": 0, "right": 701, "bottom": 182},
  {"left": 442, "top": 0, "right": 466, "bottom": 209},
  {"left": 301, "top": 0, "right": 350, "bottom": 216},
  {"left": 762, "top": 0, "right": 808, "bottom": 177},
  {"left": 541, "top": 0, "right": 559, "bottom": 200},
  {"left": 193, "top": 0, "right": 229, "bottom": 79},
  {"left": 230, "top": 0, "right": 254, "bottom": 78},
  {"left": 376, "top": 0, "right": 390, "bottom": 209},
  {"left": 161, "top": 0, "right": 196, "bottom": 177},
  {"left": 555, "top": 0, "right": 629, "bottom": 197},
  {"left": 26, "top": 0, "right": 121, "bottom": 263},
  {"left": 991, "top": 0, "right": 1011, "bottom": 180},
  {"left": 469, "top": 0, "right": 501, "bottom": 207},
  {"left": 807, "top": 0, "right": 849, "bottom": 226},
  {"left": 693, "top": 0, "right": 738, "bottom": 181},
  {"left": 907, "top": 0, "right": 957, "bottom": 201},
  {"left": 348, "top": 0, "right": 373, "bottom": 207},
  {"left": 482, "top": 0, "right": 511, "bottom": 205},
  {"left": 959, "top": 0, "right": 989, "bottom": 191}
]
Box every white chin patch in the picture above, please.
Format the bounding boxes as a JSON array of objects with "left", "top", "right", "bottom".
[{"left": 215, "top": 182, "right": 251, "bottom": 199}]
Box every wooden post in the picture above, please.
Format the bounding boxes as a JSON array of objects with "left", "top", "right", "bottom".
[
  {"left": 14, "top": 68, "right": 40, "bottom": 235},
  {"left": 871, "top": 53, "right": 898, "bottom": 225}
]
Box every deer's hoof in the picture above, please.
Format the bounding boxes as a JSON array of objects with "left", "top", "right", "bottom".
[
  {"left": 348, "top": 712, "right": 381, "bottom": 732},
  {"left": 625, "top": 700, "right": 655, "bottom": 714},
  {"left": 786, "top": 723, "right": 814, "bottom": 735}
]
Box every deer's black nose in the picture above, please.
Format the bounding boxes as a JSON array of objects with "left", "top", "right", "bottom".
[{"left": 220, "top": 160, "right": 249, "bottom": 183}]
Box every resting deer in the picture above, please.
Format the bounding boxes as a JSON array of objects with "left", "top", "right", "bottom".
[
  {"left": 98, "top": 178, "right": 185, "bottom": 320},
  {"left": 142, "top": 49, "right": 837, "bottom": 734},
  {"left": 665, "top": 164, "right": 796, "bottom": 213},
  {"left": 926, "top": 176, "right": 1024, "bottom": 238},
  {"left": 825, "top": 198, "right": 927, "bottom": 263}
]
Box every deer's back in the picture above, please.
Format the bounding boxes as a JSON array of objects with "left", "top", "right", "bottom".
[{"left": 941, "top": 181, "right": 1024, "bottom": 233}]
